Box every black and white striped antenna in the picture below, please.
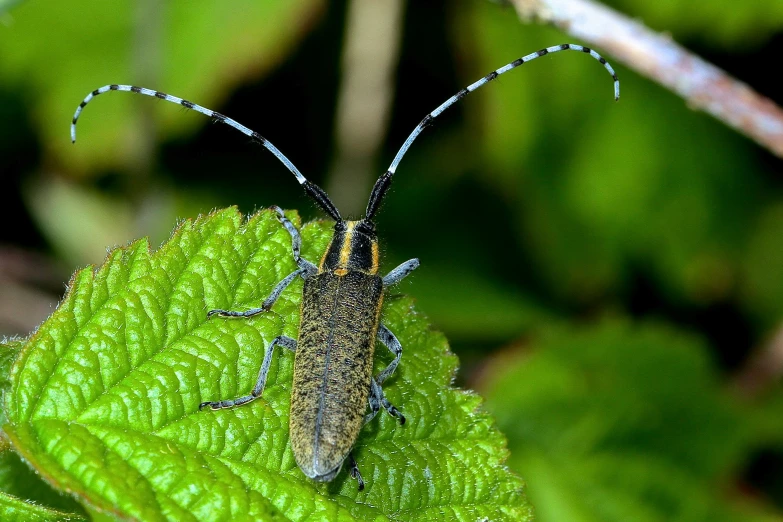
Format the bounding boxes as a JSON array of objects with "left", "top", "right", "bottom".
[
  {"left": 71, "top": 85, "right": 342, "bottom": 221},
  {"left": 71, "top": 43, "right": 618, "bottom": 224},
  {"left": 364, "top": 44, "right": 619, "bottom": 219}
]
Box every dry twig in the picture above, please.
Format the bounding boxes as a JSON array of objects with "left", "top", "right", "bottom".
[{"left": 511, "top": 0, "right": 783, "bottom": 158}]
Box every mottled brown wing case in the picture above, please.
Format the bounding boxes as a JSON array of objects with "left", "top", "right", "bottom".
[{"left": 289, "top": 270, "right": 384, "bottom": 479}]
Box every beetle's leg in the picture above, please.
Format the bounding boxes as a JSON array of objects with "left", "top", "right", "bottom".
[
  {"left": 376, "top": 379, "right": 405, "bottom": 425},
  {"left": 363, "top": 324, "right": 406, "bottom": 425},
  {"left": 375, "top": 323, "right": 402, "bottom": 385},
  {"left": 208, "top": 268, "right": 306, "bottom": 318},
  {"left": 347, "top": 453, "right": 365, "bottom": 491},
  {"left": 365, "top": 378, "right": 381, "bottom": 424},
  {"left": 382, "top": 258, "right": 419, "bottom": 286},
  {"left": 364, "top": 377, "right": 405, "bottom": 425},
  {"left": 207, "top": 207, "right": 316, "bottom": 318},
  {"left": 271, "top": 205, "right": 317, "bottom": 274},
  {"left": 199, "top": 335, "right": 296, "bottom": 410}
]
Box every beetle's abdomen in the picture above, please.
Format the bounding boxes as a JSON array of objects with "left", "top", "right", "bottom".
[{"left": 290, "top": 270, "right": 383, "bottom": 480}]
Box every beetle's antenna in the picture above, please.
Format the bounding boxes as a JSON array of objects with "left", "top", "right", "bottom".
[
  {"left": 71, "top": 85, "right": 342, "bottom": 222},
  {"left": 365, "top": 44, "right": 619, "bottom": 220}
]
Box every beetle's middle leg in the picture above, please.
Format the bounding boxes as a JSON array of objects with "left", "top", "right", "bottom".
[
  {"left": 364, "top": 324, "right": 406, "bottom": 425},
  {"left": 375, "top": 324, "right": 402, "bottom": 385},
  {"left": 200, "top": 335, "right": 296, "bottom": 410}
]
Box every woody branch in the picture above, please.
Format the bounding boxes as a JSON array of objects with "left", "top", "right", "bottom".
[{"left": 510, "top": 0, "right": 783, "bottom": 158}]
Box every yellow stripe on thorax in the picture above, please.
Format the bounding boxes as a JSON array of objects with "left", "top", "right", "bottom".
[
  {"left": 338, "top": 221, "right": 357, "bottom": 268},
  {"left": 370, "top": 241, "right": 379, "bottom": 275}
]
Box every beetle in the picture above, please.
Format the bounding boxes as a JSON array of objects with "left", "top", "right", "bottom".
[{"left": 71, "top": 43, "right": 619, "bottom": 490}]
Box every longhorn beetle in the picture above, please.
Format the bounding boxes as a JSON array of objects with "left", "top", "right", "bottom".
[{"left": 71, "top": 44, "right": 619, "bottom": 490}]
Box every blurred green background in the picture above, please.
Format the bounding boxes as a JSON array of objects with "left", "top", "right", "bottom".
[{"left": 1, "top": 0, "right": 782, "bottom": 520}]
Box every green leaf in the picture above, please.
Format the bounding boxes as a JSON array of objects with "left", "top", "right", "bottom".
[
  {"left": 741, "top": 204, "right": 783, "bottom": 329},
  {"left": 0, "top": 450, "right": 86, "bottom": 519},
  {"left": 3, "top": 207, "right": 531, "bottom": 521},
  {"left": 0, "top": 491, "right": 86, "bottom": 522},
  {"left": 1, "top": 339, "right": 25, "bottom": 437},
  {"left": 0, "top": 339, "right": 24, "bottom": 385},
  {"left": 2, "top": 340, "right": 87, "bottom": 522},
  {"left": 0, "top": 0, "right": 24, "bottom": 14},
  {"left": 480, "top": 319, "right": 780, "bottom": 522}
]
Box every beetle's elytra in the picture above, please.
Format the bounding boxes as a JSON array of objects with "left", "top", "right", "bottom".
[
  {"left": 293, "top": 231, "right": 386, "bottom": 481},
  {"left": 71, "top": 43, "right": 619, "bottom": 490}
]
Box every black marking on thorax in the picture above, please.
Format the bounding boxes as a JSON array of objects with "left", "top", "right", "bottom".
[{"left": 320, "top": 221, "right": 379, "bottom": 275}]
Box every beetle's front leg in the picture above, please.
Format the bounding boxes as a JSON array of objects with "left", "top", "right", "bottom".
[
  {"left": 271, "top": 205, "right": 317, "bottom": 274},
  {"left": 207, "top": 207, "right": 316, "bottom": 319}
]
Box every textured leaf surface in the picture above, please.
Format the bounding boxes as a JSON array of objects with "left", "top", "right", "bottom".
[
  {"left": 480, "top": 320, "right": 779, "bottom": 522},
  {"left": 3, "top": 208, "right": 530, "bottom": 521},
  {"left": 3, "top": 341, "right": 88, "bottom": 520}
]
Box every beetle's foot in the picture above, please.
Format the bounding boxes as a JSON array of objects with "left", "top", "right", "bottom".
[
  {"left": 206, "top": 307, "right": 267, "bottom": 319},
  {"left": 199, "top": 394, "right": 256, "bottom": 411},
  {"left": 348, "top": 453, "right": 365, "bottom": 491}
]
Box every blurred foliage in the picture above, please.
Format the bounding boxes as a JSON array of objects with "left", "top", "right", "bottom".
[
  {"left": 0, "top": 0, "right": 324, "bottom": 174},
  {"left": 1, "top": 0, "right": 782, "bottom": 519},
  {"left": 604, "top": 0, "right": 783, "bottom": 46},
  {"left": 460, "top": 4, "right": 766, "bottom": 314},
  {"left": 479, "top": 320, "right": 783, "bottom": 522},
  {"left": 740, "top": 204, "right": 783, "bottom": 329}
]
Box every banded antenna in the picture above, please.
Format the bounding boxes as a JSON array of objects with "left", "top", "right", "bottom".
[
  {"left": 364, "top": 43, "right": 619, "bottom": 220},
  {"left": 72, "top": 44, "right": 618, "bottom": 223},
  {"left": 71, "top": 85, "right": 342, "bottom": 221}
]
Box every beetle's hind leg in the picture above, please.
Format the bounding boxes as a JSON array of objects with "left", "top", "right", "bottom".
[
  {"left": 365, "top": 376, "right": 405, "bottom": 425},
  {"left": 347, "top": 453, "right": 365, "bottom": 491},
  {"left": 200, "top": 335, "right": 296, "bottom": 411}
]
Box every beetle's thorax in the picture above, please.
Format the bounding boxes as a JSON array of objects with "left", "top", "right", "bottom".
[{"left": 320, "top": 220, "right": 379, "bottom": 275}]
